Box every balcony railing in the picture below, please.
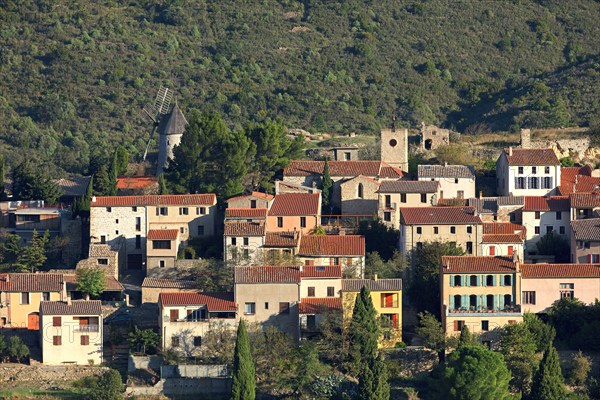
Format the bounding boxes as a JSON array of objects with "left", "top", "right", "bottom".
[
  {"left": 380, "top": 301, "right": 399, "bottom": 308},
  {"left": 74, "top": 325, "right": 99, "bottom": 332},
  {"left": 448, "top": 304, "right": 521, "bottom": 315}
]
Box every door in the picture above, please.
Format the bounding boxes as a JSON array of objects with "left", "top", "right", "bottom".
[{"left": 28, "top": 312, "right": 39, "bottom": 330}]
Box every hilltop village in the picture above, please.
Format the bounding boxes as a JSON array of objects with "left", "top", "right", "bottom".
[{"left": 1, "top": 113, "right": 599, "bottom": 398}]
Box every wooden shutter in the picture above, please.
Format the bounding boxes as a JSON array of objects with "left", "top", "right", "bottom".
[
  {"left": 53, "top": 316, "right": 61, "bottom": 327},
  {"left": 508, "top": 246, "right": 514, "bottom": 256},
  {"left": 170, "top": 309, "right": 179, "bottom": 322},
  {"left": 53, "top": 336, "right": 61, "bottom": 346},
  {"left": 489, "top": 246, "right": 495, "bottom": 256},
  {"left": 81, "top": 335, "right": 89, "bottom": 345},
  {"left": 453, "top": 320, "right": 459, "bottom": 331}
]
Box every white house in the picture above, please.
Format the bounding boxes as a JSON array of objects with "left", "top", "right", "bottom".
[
  {"left": 417, "top": 164, "right": 476, "bottom": 199},
  {"left": 496, "top": 148, "right": 561, "bottom": 197}
]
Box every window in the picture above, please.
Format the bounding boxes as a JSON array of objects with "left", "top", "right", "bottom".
[
  {"left": 81, "top": 335, "right": 89, "bottom": 346},
  {"left": 243, "top": 237, "right": 249, "bottom": 246},
  {"left": 42, "top": 292, "right": 50, "bottom": 301},
  {"left": 504, "top": 294, "right": 512, "bottom": 307},
  {"left": 469, "top": 295, "right": 477, "bottom": 308},
  {"left": 344, "top": 152, "right": 351, "bottom": 161},
  {"left": 504, "top": 275, "right": 512, "bottom": 286},
  {"left": 21, "top": 292, "right": 29, "bottom": 305},
  {"left": 532, "top": 167, "right": 537, "bottom": 174},
  {"left": 384, "top": 212, "right": 391, "bottom": 222},
  {"left": 308, "top": 287, "right": 315, "bottom": 297},
  {"left": 454, "top": 178, "right": 459, "bottom": 184},
  {"left": 153, "top": 240, "right": 171, "bottom": 250},
  {"left": 487, "top": 294, "right": 494, "bottom": 309},
  {"left": 560, "top": 283, "right": 574, "bottom": 299},
  {"left": 592, "top": 254, "right": 600, "bottom": 263},
  {"left": 535, "top": 226, "right": 540, "bottom": 234},
  {"left": 556, "top": 211, "right": 562, "bottom": 220},
  {"left": 132, "top": 207, "right": 138, "bottom": 212},
  {"left": 560, "top": 226, "right": 565, "bottom": 234},
  {"left": 420, "top": 193, "right": 427, "bottom": 203},
  {"left": 279, "top": 302, "right": 290, "bottom": 314},
  {"left": 53, "top": 316, "right": 61, "bottom": 327},
  {"left": 264, "top": 302, "right": 269, "bottom": 310},
  {"left": 231, "top": 238, "right": 237, "bottom": 246},
  {"left": 486, "top": 275, "right": 494, "bottom": 286},
  {"left": 467, "top": 226, "right": 472, "bottom": 234},
  {"left": 481, "top": 320, "right": 489, "bottom": 331},
  {"left": 300, "top": 217, "right": 306, "bottom": 228},
  {"left": 516, "top": 177, "right": 526, "bottom": 189},
  {"left": 385, "top": 195, "right": 392, "bottom": 207},
  {"left": 196, "top": 207, "right": 206, "bottom": 215},
  {"left": 100, "top": 236, "right": 106, "bottom": 244},
  {"left": 543, "top": 177, "right": 553, "bottom": 189},
  {"left": 170, "top": 309, "right": 179, "bottom": 322},
  {"left": 157, "top": 207, "right": 168, "bottom": 216},
  {"left": 470, "top": 275, "right": 477, "bottom": 286},
  {"left": 585, "top": 241, "right": 591, "bottom": 249},
  {"left": 466, "top": 242, "right": 473, "bottom": 254},
  {"left": 250, "top": 200, "right": 257, "bottom": 209},
  {"left": 244, "top": 302, "right": 256, "bottom": 315},
  {"left": 194, "top": 336, "right": 202, "bottom": 347},
  {"left": 434, "top": 227, "right": 439, "bottom": 234},
  {"left": 529, "top": 177, "right": 539, "bottom": 189},
  {"left": 535, "top": 211, "right": 541, "bottom": 219},
  {"left": 106, "top": 207, "right": 112, "bottom": 212},
  {"left": 523, "top": 291, "right": 536, "bottom": 305},
  {"left": 179, "top": 207, "right": 189, "bottom": 215},
  {"left": 159, "top": 260, "right": 165, "bottom": 268},
  {"left": 546, "top": 226, "right": 553, "bottom": 234},
  {"left": 545, "top": 166, "right": 550, "bottom": 174},
  {"left": 454, "top": 320, "right": 465, "bottom": 332},
  {"left": 115, "top": 219, "right": 119, "bottom": 224},
  {"left": 400, "top": 193, "right": 406, "bottom": 203},
  {"left": 332, "top": 257, "right": 341, "bottom": 266},
  {"left": 277, "top": 217, "right": 283, "bottom": 228},
  {"left": 508, "top": 246, "right": 514, "bottom": 256},
  {"left": 180, "top": 227, "right": 184, "bottom": 234},
  {"left": 327, "top": 286, "right": 335, "bottom": 297},
  {"left": 453, "top": 275, "right": 462, "bottom": 287},
  {"left": 115, "top": 230, "right": 119, "bottom": 235},
  {"left": 307, "top": 315, "right": 317, "bottom": 330},
  {"left": 416, "top": 227, "right": 422, "bottom": 234},
  {"left": 357, "top": 183, "right": 364, "bottom": 199},
  {"left": 450, "top": 226, "right": 456, "bottom": 234},
  {"left": 172, "top": 336, "right": 180, "bottom": 347},
  {"left": 135, "top": 217, "right": 141, "bottom": 231},
  {"left": 53, "top": 336, "right": 61, "bottom": 346},
  {"left": 198, "top": 225, "right": 205, "bottom": 235},
  {"left": 518, "top": 167, "right": 524, "bottom": 175}
]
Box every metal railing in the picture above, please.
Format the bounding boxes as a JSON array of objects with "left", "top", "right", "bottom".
[{"left": 74, "top": 325, "right": 99, "bottom": 332}]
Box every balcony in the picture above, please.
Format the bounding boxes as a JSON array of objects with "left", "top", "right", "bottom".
[
  {"left": 74, "top": 325, "right": 100, "bottom": 332},
  {"left": 447, "top": 304, "right": 521, "bottom": 316},
  {"left": 380, "top": 301, "right": 399, "bottom": 308}
]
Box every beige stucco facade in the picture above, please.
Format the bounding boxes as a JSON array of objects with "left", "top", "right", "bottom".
[
  {"left": 378, "top": 192, "right": 438, "bottom": 230},
  {"left": 521, "top": 277, "right": 600, "bottom": 313},
  {"left": 146, "top": 236, "right": 180, "bottom": 274},
  {"left": 400, "top": 223, "right": 483, "bottom": 257},
  {"left": 266, "top": 215, "right": 319, "bottom": 235},
  {"left": 417, "top": 176, "right": 475, "bottom": 200},
  {"left": 481, "top": 242, "right": 524, "bottom": 261},
  {"left": 298, "top": 256, "right": 365, "bottom": 277},
  {"left": 40, "top": 312, "right": 102, "bottom": 365},
  {"left": 8, "top": 291, "right": 63, "bottom": 329}
]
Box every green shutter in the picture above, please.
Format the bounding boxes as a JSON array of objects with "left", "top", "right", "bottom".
[
  {"left": 476, "top": 275, "right": 480, "bottom": 286},
  {"left": 482, "top": 275, "right": 486, "bottom": 287},
  {"left": 461, "top": 276, "right": 466, "bottom": 287},
  {"left": 493, "top": 295, "right": 498, "bottom": 310},
  {"left": 450, "top": 295, "right": 454, "bottom": 309},
  {"left": 492, "top": 275, "right": 497, "bottom": 286},
  {"left": 450, "top": 276, "right": 454, "bottom": 287},
  {"left": 499, "top": 295, "right": 505, "bottom": 309},
  {"left": 462, "top": 295, "right": 468, "bottom": 309}
]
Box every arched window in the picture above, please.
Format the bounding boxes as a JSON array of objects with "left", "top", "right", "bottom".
[
  {"left": 358, "top": 183, "right": 364, "bottom": 199},
  {"left": 486, "top": 275, "right": 494, "bottom": 286},
  {"left": 469, "top": 295, "right": 477, "bottom": 309},
  {"left": 504, "top": 294, "right": 512, "bottom": 308}
]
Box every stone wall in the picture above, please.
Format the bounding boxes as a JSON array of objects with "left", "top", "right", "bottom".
[
  {"left": 0, "top": 365, "right": 108, "bottom": 390},
  {"left": 126, "top": 377, "right": 232, "bottom": 399},
  {"left": 530, "top": 138, "right": 591, "bottom": 160}
]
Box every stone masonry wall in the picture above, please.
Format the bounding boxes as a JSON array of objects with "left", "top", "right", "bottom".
[{"left": 0, "top": 365, "right": 108, "bottom": 390}]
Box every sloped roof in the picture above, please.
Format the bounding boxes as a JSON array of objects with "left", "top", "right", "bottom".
[
  {"left": 342, "top": 279, "right": 402, "bottom": 292},
  {"left": 89, "top": 243, "right": 118, "bottom": 258},
  {"left": 299, "top": 297, "right": 342, "bottom": 314},
  {"left": 440, "top": 256, "right": 517, "bottom": 273},
  {"left": 523, "top": 196, "right": 570, "bottom": 212},
  {"left": 469, "top": 198, "right": 498, "bottom": 214},
  {"left": 482, "top": 222, "right": 526, "bottom": 243},
  {"left": 503, "top": 148, "right": 559, "bottom": 166},
  {"left": 571, "top": 218, "right": 600, "bottom": 241},
  {"left": 116, "top": 176, "right": 158, "bottom": 190},
  {"left": 400, "top": 207, "right": 482, "bottom": 225},
  {"left": 158, "top": 103, "right": 188, "bottom": 136},
  {"left": 521, "top": 263, "right": 600, "bottom": 278},
  {"left": 235, "top": 265, "right": 341, "bottom": 284},
  {"left": 6, "top": 273, "right": 64, "bottom": 292},
  {"left": 223, "top": 222, "right": 265, "bottom": 236},
  {"left": 225, "top": 208, "right": 267, "bottom": 219},
  {"left": 55, "top": 176, "right": 91, "bottom": 197},
  {"left": 268, "top": 193, "right": 320, "bottom": 216},
  {"left": 226, "top": 192, "right": 274, "bottom": 203},
  {"left": 62, "top": 274, "right": 124, "bottom": 291},
  {"left": 41, "top": 300, "right": 102, "bottom": 316},
  {"left": 159, "top": 292, "right": 236, "bottom": 311},
  {"left": 418, "top": 165, "right": 475, "bottom": 179},
  {"left": 147, "top": 229, "right": 179, "bottom": 240},
  {"left": 497, "top": 196, "right": 526, "bottom": 206},
  {"left": 298, "top": 235, "right": 365, "bottom": 256},
  {"left": 264, "top": 231, "right": 299, "bottom": 248},
  {"left": 284, "top": 161, "right": 404, "bottom": 178},
  {"left": 570, "top": 193, "right": 600, "bottom": 208},
  {"left": 301, "top": 265, "right": 342, "bottom": 279},
  {"left": 377, "top": 180, "right": 439, "bottom": 194},
  {"left": 142, "top": 278, "right": 196, "bottom": 289},
  {"left": 91, "top": 194, "right": 216, "bottom": 207},
  {"left": 558, "top": 166, "right": 600, "bottom": 195},
  {"left": 438, "top": 198, "right": 469, "bottom": 206}
]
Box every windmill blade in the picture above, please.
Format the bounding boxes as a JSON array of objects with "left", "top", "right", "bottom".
[
  {"left": 142, "top": 124, "right": 158, "bottom": 162},
  {"left": 142, "top": 106, "right": 158, "bottom": 123},
  {"left": 154, "top": 86, "right": 173, "bottom": 115}
]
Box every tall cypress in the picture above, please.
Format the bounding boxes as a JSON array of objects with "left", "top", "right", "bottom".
[
  {"left": 0, "top": 154, "right": 5, "bottom": 200},
  {"left": 321, "top": 158, "right": 332, "bottom": 211},
  {"left": 530, "top": 345, "right": 565, "bottom": 400},
  {"left": 349, "top": 286, "right": 379, "bottom": 369},
  {"left": 158, "top": 174, "right": 168, "bottom": 195},
  {"left": 231, "top": 320, "right": 255, "bottom": 400}
]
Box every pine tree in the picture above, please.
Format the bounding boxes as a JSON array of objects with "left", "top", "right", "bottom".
[
  {"left": 321, "top": 158, "right": 333, "bottom": 211},
  {"left": 17, "top": 229, "right": 48, "bottom": 272},
  {"left": 158, "top": 173, "right": 168, "bottom": 195},
  {"left": 530, "top": 345, "right": 566, "bottom": 400},
  {"left": 231, "top": 319, "right": 255, "bottom": 400},
  {"left": 458, "top": 326, "right": 478, "bottom": 348}
]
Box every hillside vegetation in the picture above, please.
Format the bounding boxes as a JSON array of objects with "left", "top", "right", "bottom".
[{"left": 0, "top": 0, "right": 599, "bottom": 176}]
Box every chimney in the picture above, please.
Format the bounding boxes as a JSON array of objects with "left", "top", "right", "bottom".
[
  {"left": 479, "top": 191, "right": 483, "bottom": 199},
  {"left": 373, "top": 274, "right": 378, "bottom": 281},
  {"left": 293, "top": 227, "right": 298, "bottom": 240},
  {"left": 91, "top": 196, "right": 97, "bottom": 203},
  {"left": 508, "top": 147, "right": 513, "bottom": 157}
]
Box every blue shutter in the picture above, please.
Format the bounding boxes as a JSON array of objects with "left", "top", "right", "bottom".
[
  {"left": 500, "top": 275, "right": 504, "bottom": 286},
  {"left": 492, "top": 275, "right": 497, "bottom": 286},
  {"left": 499, "top": 295, "right": 505, "bottom": 309},
  {"left": 450, "top": 295, "right": 454, "bottom": 309},
  {"left": 461, "top": 276, "right": 466, "bottom": 287},
  {"left": 482, "top": 275, "right": 486, "bottom": 287},
  {"left": 493, "top": 295, "right": 498, "bottom": 310},
  {"left": 462, "top": 295, "right": 468, "bottom": 309},
  {"left": 450, "top": 276, "right": 454, "bottom": 287},
  {"left": 476, "top": 275, "right": 480, "bottom": 287}
]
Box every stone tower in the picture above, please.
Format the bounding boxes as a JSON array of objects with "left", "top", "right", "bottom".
[
  {"left": 380, "top": 127, "right": 408, "bottom": 171},
  {"left": 520, "top": 128, "right": 531, "bottom": 148},
  {"left": 157, "top": 103, "right": 188, "bottom": 175}
]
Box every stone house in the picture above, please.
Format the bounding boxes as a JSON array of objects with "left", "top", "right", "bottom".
[
  {"left": 141, "top": 278, "right": 197, "bottom": 304},
  {"left": 496, "top": 148, "right": 561, "bottom": 197},
  {"left": 226, "top": 192, "right": 274, "bottom": 210},
  {"left": 378, "top": 181, "right": 440, "bottom": 230},
  {"left": 417, "top": 164, "right": 475, "bottom": 200},
  {"left": 339, "top": 175, "right": 380, "bottom": 215},
  {"left": 146, "top": 229, "right": 181, "bottom": 274},
  {"left": 521, "top": 196, "right": 570, "bottom": 254},
  {"left": 420, "top": 123, "right": 451, "bottom": 151},
  {"left": 570, "top": 218, "right": 600, "bottom": 263},
  {"left": 80, "top": 240, "right": 125, "bottom": 279},
  {"left": 331, "top": 147, "right": 360, "bottom": 161},
  {"left": 440, "top": 256, "right": 522, "bottom": 338},
  {"left": 39, "top": 300, "right": 103, "bottom": 365},
  {"left": 468, "top": 196, "right": 524, "bottom": 223}
]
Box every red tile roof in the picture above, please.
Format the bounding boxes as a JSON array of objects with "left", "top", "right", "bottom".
[
  {"left": 503, "top": 148, "right": 559, "bottom": 166},
  {"left": 400, "top": 207, "right": 482, "bottom": 225},
  {"left": 40, "top": 300, "right": 102, "bottom": 316},
  {"left": 91, "top": 194, "right": 216, "bottom": 207},
  {"left": 264, "top": 231, "right": 299, "bottom": 248},
  {"left": 301, "top": 265, "right": 342, "bottom": 278},
  {"left": 569, "top": 193, "right": 600, "bottom": 208},
  {"left": 225, "top": 208, "right": 268, "bottom": 219},
  {"left": 227, "top": 192, "right": 274, "bottom": 203},
  {"left": 268, "top": 193, "right": 320, "bottom": 216},
  {"left": 441, "top": 256, "right": 517, "bottom": 273},
  {"left": 147, "top": 229, "right": 179, "bottom": 240},
  {"left": 521, "top": 263, "right": 600, "bottom": 278},
  {"left": 298, "top": 235, "right": 365, "bottom": 256},
  {"left": 116, "top": 176, "right": 158, "bottom": 190},
  {"left": 299, "top": 297, "right": 342, "bottom": 314},
  {"left": 235, "top": 265, "right": 341, "bottom": 283},
  {"left": 558, "top": 166, "right": 600, "bottom": 195},
  {"left": 481, "top": 234, "right": 524, "bottom": 244},
  {"left": 159, "top": 292, "right": 236, "bottom": 311},
  {"left": 6, "top": 273, "right": 64, "bottom": 292},
  {"left": 223, "top": 222, "right": 265, "bottom": 236},
  {"left": 482, "top": 222, "right": 526, "bottom": 243},
  {"left": 284, "top": 161, "right": 404, "bottom": 178},
  {"left": 142, "top": 278, "right": 197, "bottom": 289},
  {"left": 523, "top": 196, "right": 570, "bottom": 212}
]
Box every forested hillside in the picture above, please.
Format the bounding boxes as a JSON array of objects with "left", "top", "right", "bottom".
[{"left": 0, "top": 0, "right": 599, "bottom": 176}]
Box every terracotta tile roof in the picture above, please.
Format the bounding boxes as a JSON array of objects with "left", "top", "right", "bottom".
[
  {"left": 284, "top": 161, "right": 404, "bottom": 178},
  {"left": 226, "top": 192, "right": 274, "bottom": 203},
  {"left": 147, "top": 229, "right": 179, "bottom": 240},
  {"left": 483, "top": 222, "right": 526, "bottom": 236},
  {"left": 91, "top": 194, "right": 216, "bottom": 207},
  {"left": 301, "top": 265, "right": 342, "bottom": 278},
  {"left": 55, "top": 176, "right": 91, "bottom": 197},
  {"left": 40, "top": 300, "right": 102, "bottom": 316},
  {"left": 400, "top": 207, "right": 482, "bottom": 225},
  {"left": 298, "top": 235, "right": 365, "bottom": 256},
  {"left": 264, "top": 231, "right": 299, "bottom": 248},
  {"left": 523, "top": 196, "right": 570, "bottom": 212},
  {"left": 159, "top": 292, "right": 236, "bottom": 312},
  {"left": 235, "top": 266, "right": 301, "bottom": 283},
  {"left": 0, "top": 274, "right": 10, "bottom": 291},
  {"left": 299, "top": 297, "right": 342, "bottom": 314},
  {"left": 440, "top": 256, "right": 517, "bottom": 273},
  {"left": 570, "top": 193, "right": 600, "bottom": 208},
  {"left": 558, "top": 166, "right": 600, "bottom": 195},
  {"left": 342, "top": 279, "right": 402, "bottom": 292},
  {"left": 7, "top": 273, "right": 64, "bottom": 292},
  {"left": 142, "top": 278, "right": 197, "bottom": 289},
  {"left": 116, "top": 176, "right": 158, "bottom": 190},
  {"left": 268, "top": 193, "right": 320, "bottom": 216},
  {"left": 503, "top": 148, "right": 559, "bottom": 166},
  {"left": 377, "top": 180, "right": 439, "bottom": 194},
  {"left": 225, "top": 208, "right": 268, "bottom": 219},
  {"left": 521, "top": 263, "right": 600, "bottom": 278},
  {"left": 571, "top": 218, "right": 600, "bottom": 241},
  {"left": 89, "top": 243, "right": 118, "bottom": 258},
  {"left": 482, "top": 234, "right": 524, "bottom": 244},
  {"left": 63, "top": 274, "right": 124, "bottom": 291},
  {"left": 418, "top": 165, "right": 476, "bottom": 179},
  {"left": 223, "top": 222, "right": 265, "bottom": 236}
]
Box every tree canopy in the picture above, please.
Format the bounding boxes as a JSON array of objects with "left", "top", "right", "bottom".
[
  {"left": 76, "top": 267, "right": 107, "bottom": 299},
  {"left": 231, "top": 319, "right": 256, "bottom": 400},
  {"left": 530, "top": 345, "right": 566, "bottom": 400}
]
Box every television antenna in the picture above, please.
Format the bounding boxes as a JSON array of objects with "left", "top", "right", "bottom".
[{"left": 141, "top": 86, "right": 173, "bottom": 161}]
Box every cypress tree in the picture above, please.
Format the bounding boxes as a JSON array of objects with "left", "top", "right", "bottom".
[
  {"left": 458, "top": 326, "right": 478, "bottom": 348},
  {"left": 158, "top": 174, "right": 168, "bottom": 195},
  {"left": 0, "top": 154, "right": 5, "bottom": 200},
  {"left": 321, "top": 158, "right": 333, "bottom": 211},
  {"left": 231, "top": 320, "right": 255, "bottom": 400},
  {"left": 349, "top": 286, "right": 379, "bottom": 370},
  {"left": 530, "top": 345, "right": 565, "bottom": 400},
  {"left": 358, "top": 354, "right": 390, "bottom": 400}
]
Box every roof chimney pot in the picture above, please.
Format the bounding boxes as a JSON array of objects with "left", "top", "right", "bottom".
[{"left": 508, "top": 147, "right": 513, "bottom": 157}]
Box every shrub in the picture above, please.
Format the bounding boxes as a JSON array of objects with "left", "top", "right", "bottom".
[{"left": 568, "top": 351, "right": 592, "bottom": 386}]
